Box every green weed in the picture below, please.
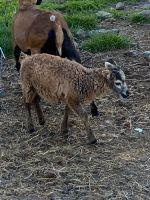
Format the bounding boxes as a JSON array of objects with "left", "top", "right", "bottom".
[
  {"left": 82, "top": 33, "right": 130, "bottom": 53},
  {"left": 129, "top": 13, "right": 150, "bottom": 24},
  {"left": 65, "top": 13, "right": 98, "bottom": 30}
]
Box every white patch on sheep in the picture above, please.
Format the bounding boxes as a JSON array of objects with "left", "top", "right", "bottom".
[{"left": 50, "top": 15, "right": 56, "bottom": 22}]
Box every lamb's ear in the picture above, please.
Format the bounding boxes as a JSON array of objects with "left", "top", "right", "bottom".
[
  {"left": 105, "top": 61, "right": 120, "bottom": 71},
  {"left": 102, "top": 70, "right": 111, "bottom": 80},
  {"left": 105, "top": 58, "right": 117, "bottom": 65},
  {"left": 105, "top": 62, "right": 114, "bottom": 71}
]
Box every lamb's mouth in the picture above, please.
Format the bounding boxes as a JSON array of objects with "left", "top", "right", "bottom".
[{"left": 119, "top": 91, "right": 129, "bottom": 100}]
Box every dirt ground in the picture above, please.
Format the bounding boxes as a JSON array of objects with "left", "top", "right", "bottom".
[{"left": 1, "top": 19, "right": 150, "bottom": 200}]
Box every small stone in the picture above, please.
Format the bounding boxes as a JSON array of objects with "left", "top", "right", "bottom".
[
  {"left": 142, "top": 3, "right": 150, "bottom": 9},
  {"left": 116, "top": 2, "right": 125, "bottom": 10},
  {"left": 96, "top": 11, "right": 112, "bottom": 19},
  {"left": 139, "top": 10, "right": 150, "bottom": 19},
  {"left": 0, "top": 90, "right": 5, "bottom": 97},
  {"left": 143, "top": 51, "right": 150, "bottom": 61}
]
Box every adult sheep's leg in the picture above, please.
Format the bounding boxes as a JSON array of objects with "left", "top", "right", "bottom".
[
  {"left": 69, "top": 103, "right": 97, "bottom": 144},
  {"left": 33, "top": 95, "right": 45, "bottom": 125},
  {"left": 90, "top": 101, "right": 99, "bottom": 116},
  {"left": 14, "top": 46, "right": 21, "bottom": 72},
  {"left": 61, "top": 105, "right": 70, "bottom": 137}
]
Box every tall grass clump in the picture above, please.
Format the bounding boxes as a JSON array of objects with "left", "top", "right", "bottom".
[
  {"left": 129, "top": 13, "right": 150, "bottom": 24},
  {"left": 82, "top": 33, "right": 130, "bottom": 53}
]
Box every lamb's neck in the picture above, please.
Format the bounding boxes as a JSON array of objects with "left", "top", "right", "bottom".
[{"left": 92, "top": 68, "right": 110, "bottom": 97}]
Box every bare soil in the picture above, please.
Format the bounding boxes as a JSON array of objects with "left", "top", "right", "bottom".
[{"left": 0, "top": 20, "right": 150, "bottom": 199}]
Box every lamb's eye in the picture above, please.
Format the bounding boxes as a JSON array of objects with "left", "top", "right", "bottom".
[{"left": 115, "top": 82, "right": 121, "bottom": 86}]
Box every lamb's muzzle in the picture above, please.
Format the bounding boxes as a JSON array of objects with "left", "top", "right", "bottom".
[{"left": 20, "top": 54, "right": 129, "bottom": 144}]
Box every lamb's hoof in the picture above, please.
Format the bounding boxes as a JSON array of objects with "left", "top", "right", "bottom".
[
  {"left": 89, "top": 138, "right": 97, "bottom": 145},
  {"left": 39, "top": 120, "right": 45, "bottom": 125},
  {"left": 61, "top": 129, "right": 69, "bottom": 138},
  {"left": 29, "top": 128, "right": 35, "bottom": 133},
  {"left": 64, "top": 131, "right": 69, "bottom": 139},
  {"left": 91, "top": 109, "right": 99, "bottom": 117}
]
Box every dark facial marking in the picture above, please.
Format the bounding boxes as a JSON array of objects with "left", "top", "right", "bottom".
[{"left": 112, "top": 70, "right": 122, "bottom": 81}]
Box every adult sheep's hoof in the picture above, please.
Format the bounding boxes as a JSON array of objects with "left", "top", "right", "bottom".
[
  {"left": 91, "top": 108, "right": 99, "bottom": 117},
  {"left": 89, "top": 138, "right": 97, "bottom": 145},
  {"left": 39, "top": 119, "right": 45, "bottom": 125}
]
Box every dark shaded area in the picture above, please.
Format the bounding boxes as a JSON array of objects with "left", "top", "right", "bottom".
[
  {"left": 36, "top": 0, "right": 43, "bottom": 5},
  {"left": 62, "top": 29, "right": 81, "bottom": 63},
  {"left": 41, "top": 30, "right": 58, "bottom": 56}
]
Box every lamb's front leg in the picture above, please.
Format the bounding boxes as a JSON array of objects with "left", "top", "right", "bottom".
[
  {"left": 69, "top": 103, "right": 97, "bottom": 144},
  {"left": 61, "top": 105, "right": 70, "bottom": 137}
]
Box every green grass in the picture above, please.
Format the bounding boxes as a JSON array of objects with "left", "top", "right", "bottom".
[
  {"left": 82, "top": 33, "right": 130, "bottom": 53},
  {"left": 0, "top": 0, "right": 18, "bottom": 56},
  {"left": 129, "top": 13, "right": 150, "bottom": 24},
  {"left": 65, "top": 13, "right": 98, "bottom": 30},
  {"left": 40, "top": 0, "right": 120, "bottom": 13}
]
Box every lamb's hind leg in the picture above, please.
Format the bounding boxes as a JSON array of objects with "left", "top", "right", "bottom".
[
  {"left": 90, "top": 101, "right": 99, "bottom": 116},
  {"left": 33, "top": 95, "right": 45, "bottom": 125},
  {"left": 25, "top": 103, "right": 35, "bottom": 132},
  {"left": 69, "top": 103, "right": 97, "bottom": 144},
  {"left": 61, "top": 105, "right": 70, "bottom": 137},
  {"left": 24, "top": 86, "right": 36, "bottom": 132},
  {"left": 14, "top": 46, "right": 21, "bottom": 72}
]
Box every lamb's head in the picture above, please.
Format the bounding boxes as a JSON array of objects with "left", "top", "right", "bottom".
[{"left": 104, "top": 61, "right": 129, "bottom": 99}]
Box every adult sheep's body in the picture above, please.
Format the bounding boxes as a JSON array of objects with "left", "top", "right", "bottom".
[
  {"left": 12, "top": 0, "right": 81, "bottom": 71},
  {"left": 20, "top": 54, "right": 129, "bottom": 144}
]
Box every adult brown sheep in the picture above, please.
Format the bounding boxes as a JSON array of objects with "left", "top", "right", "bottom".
[{"left": 12, "top": 0, "right": 81, "bottom": 72}]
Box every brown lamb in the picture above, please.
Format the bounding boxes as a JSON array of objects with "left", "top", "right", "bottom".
[{"left": 20, "top": 54, "right": 129, "bottom": 144}]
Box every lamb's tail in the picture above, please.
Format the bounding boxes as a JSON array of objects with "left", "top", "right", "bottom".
[{"left": 50, "top": 15, "right": 64, "bottom": 56}]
